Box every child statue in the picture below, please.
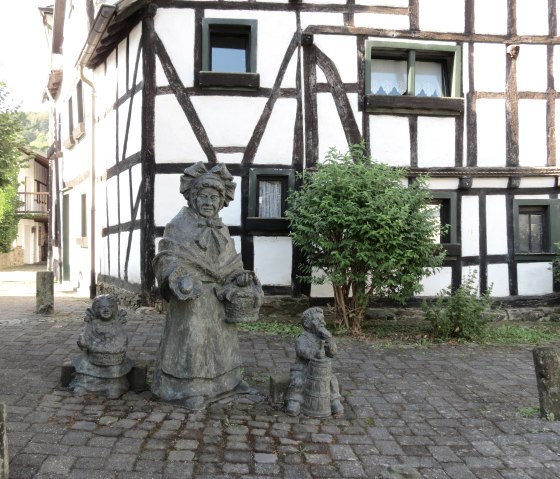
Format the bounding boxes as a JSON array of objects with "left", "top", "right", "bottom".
[
  {"left": 70, "top": 294, "right": 133, "bottom": 398},
  {"left": 286, "top": 307, "right": 344, "bottom": 417}
]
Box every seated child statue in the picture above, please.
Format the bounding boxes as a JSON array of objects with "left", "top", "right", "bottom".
[{"left": 285, "top": 307, "right": 344, "bottom": 417}]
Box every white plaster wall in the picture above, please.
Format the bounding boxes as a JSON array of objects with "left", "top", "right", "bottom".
[
  {"left": 518, "top": 100, "right": 547, "bottom": 167},
  {"left": 516, "top": 0, "right": 549, "bottom": 36},
  {"left": 473, "top": 44, "right": 505, "bottom": 93},
  {"left": 192, "top": 96, "right": 268, "bottom": 147},
  {"left": 317, "top": 93, "right": 361, "bottom": 163},
  {"left": 124, "top": 230, "right": 142, "bottom": 284},
  {"left": 232, "top": 236, "right": 241, "bottom": 255},
  {"left": 131, "top": 164, "right": 142, "bottom": 203},
  {"left": 418, "top": 0, "right": 465, "bottom": 33},
  {"left": 417, "top": 117, "right": 455, "bottom": 167},
  {"left": 461, "top": 196, "right": 479, "bottom": 257},
  {"left": 99, "top": 110, "right": 117, "bottom": 171},
  {"left": 428, "top": 178, "right": 459, "bottom": 190},
  {"left": 474, "top": 0, "right": 507, "bottom": 35},
  {"left": 254, "top": 98, "right": 296, "bottom": 165},
  {"left": 517, "top": 45, "right": 548, "bottom": 92},
  {"left": 155, "top": 9, "right": 195, "bottom": 88},
  {"left": 356, "top": 0, "right": 408, "bottom": 5},
  {"left": 300, "top": 12, "right": 345, "bottom": 30},
  {"left": 470, "top": 178, "right": 509, "bottom": 189},
  {"left": 418, "top": 268, "right": 452, "bottom": 296},
  {"left": 107, "top": 233, "right": 119, "bottom": 278},
  {"left": 461, "top": 265, "right": 480, "bottom": 285},
  {"left": 253, "top": 236, "right": 293, "bottom": 286},
  {"left": 256, "top": 13, "right": 298, "bottom": 89},
  {"left": 102, "top": 50, "right": 118, "bottom": 115},
  {"left": 487, "top": 264, "right": 510, "bottom": 297},
  {"left": 217, "top": 153, "right": 244, "bottom": 164},
  {"left": 220, "top": 183, "right": 242, "bottom": 227},
  {"left": 518, "top": 178, "right": 556, "bottom": 189},
  {"left": 154, "top": 174, "right": 182, "bottom": 227},
  {"left": 314, "top": 35, "right": 358, "bottom": 84},
  {"left": 155, "top": 95, "right": 208, "bottom": 164},
  {"left": 354, "top": 13, "right": 409, "bottom": 30},
  {"left": 555, "top": 46, "right": 560, "bottom": 91},
  {"left": 476, "top": 99, "right": 506, "bottom": 167},
  {"left": 485, "top": 195, "right": 508, "bottom": 256},
  {"left": 118, "top": 40, "right": 128, "bottom": 99},
  {"left": 517, "top": 263, "right": 553, "bottom": 295},
  {"left": 369, "top": 116, "right": 410, "bottom": 167},
  {"left": 117, "top": 172, "right": 132, "bottom": 224},
  {"left": 302, "top": 0, "right": 345, "bottom": 5},
  {"left": 106, "top": 177, "right": 119, "bottom": 227},
  {"left": 129, "top": 24, "right": 143, "bottom": 89},
  {"left": 118, "top": 96, "right": 143, "bottom": 160},
  {"left": 462, "top": 43, "right": 470, "bottom": 95}
]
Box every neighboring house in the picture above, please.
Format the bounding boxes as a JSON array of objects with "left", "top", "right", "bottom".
[
  {"left": 41, "top": 0, "right": 560, "bottom": 305},
  {"left": 15, "top": 148, "right": 50, "bottom": 265}
]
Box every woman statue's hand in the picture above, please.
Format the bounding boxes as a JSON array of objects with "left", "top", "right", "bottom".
[
  {"left": 170, "top": 274, "right": 201, "bottom": 301},
  {"left": 235, "top": 272, "right": 253, "bottom": 287}
]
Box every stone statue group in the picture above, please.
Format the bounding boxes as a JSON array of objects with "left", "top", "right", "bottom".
[{"left": 68, "top": 162, "right": 343, "bottom": 418}]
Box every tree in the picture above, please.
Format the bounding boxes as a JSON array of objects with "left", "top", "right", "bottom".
[
  {"left": 0, "top": 82, "right": 24, "bottom": 252},
  {"left": 286, "top": 143, "right": 445, "bottom": 334}
]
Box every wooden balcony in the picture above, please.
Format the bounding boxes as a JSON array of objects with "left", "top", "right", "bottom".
[{"left": 17, "top": 192, "right": 49, "bottom": 218}]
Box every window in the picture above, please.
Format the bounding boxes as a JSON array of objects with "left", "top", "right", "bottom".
[
  {"left": 247, "top": 168, "right": 294, "bottom": 232},
  {"left": 514, "top": 199, "right": 560, "bottom": 259},
  {"left": 365, "top": 41, "right": 463, "bottom": 116},
  {"left": 428, "top": 192, "right": 459, "bottom": 256},
  {"left": 200, "top": 19, "right": 259, "bottom": 89}
]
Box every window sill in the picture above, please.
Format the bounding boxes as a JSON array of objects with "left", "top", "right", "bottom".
[
  {"left": 365, "top": 95, "right": 464, "bottom": 116},
  {"left": 515, "top": 253, "right": 557, "bottom": 262},
  {"left": 72, "top": 122, "right": 85, "bottom": 142},
  {"left": 63, "top": 137, "right": 75, "bottom": 150},
  {"left": 199, "top": 71, "right": 260, "bottom": 90}
]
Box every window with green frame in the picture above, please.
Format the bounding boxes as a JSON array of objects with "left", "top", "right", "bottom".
[
  {"left": 365, "top": 41, "right": 463, "bottom": 115},
  {"left": 199, "top": 18, "right": 259, "bottom": 89},
  {"left": 427, "top": 192, "right": 459, "bottom": 256},
  {"left": 513, "top": 199, "right": 560, "bottom": 259}
]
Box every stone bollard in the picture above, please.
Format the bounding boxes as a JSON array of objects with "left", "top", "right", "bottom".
[
  {"left": 36, "top": 271, "right": 54, "bottom": 314},
  {"left": 0, "top": 403, "right": 8, "bottom": 479},
  {"left": 533, "top": 346, "right": 560, "bottom": 420}
]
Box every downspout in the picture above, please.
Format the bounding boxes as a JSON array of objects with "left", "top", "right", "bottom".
[
  {"left": 79, "top": 67, "right": 97, "bottom": 299},
  {"left": 76, "top": 3, "right": 116, "bottom": 299}
]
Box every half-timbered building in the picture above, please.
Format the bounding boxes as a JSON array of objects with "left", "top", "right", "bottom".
[{"left": 41, "top": 0, "right": 560, "bottom": 306}]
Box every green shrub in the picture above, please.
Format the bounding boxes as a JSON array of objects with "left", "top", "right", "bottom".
[{"left": 422, "top": 274, "right": 494, "bottom": 341}]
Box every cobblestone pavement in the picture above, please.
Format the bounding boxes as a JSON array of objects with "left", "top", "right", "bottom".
[{"left": 2, "top": 266, "right": 560, "bottom": 478}]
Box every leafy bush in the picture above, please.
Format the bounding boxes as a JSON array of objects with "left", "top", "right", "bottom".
[
  {"left": 286, "top": 143, "right": 445, "bottom": 334},
  {"left": 554, "top": 242, "right": 560, "bottom": 284},
  {"left": 423, "top": 274, "right": 494, "bottom": 341}
]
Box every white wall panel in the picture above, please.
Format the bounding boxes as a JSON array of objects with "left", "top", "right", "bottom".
[
  {"left": 155, "top": 95, "right": 207, "bottom": 164},
  {"left": 253, "top": 237, "right": 293, "bottom": 286},
  {"left": 155, "top": 9, "right": 195, "bottom": 88},
  {"left": 216, "top": 153, "right": 244, "bottom": 164},
  {"left": 125, "top": 230, "right": 142, "bottom": 284},
  {"left": 254, "top": 98, "right": 296, "bottom": 165},
  {"left": 118, "top": 96, "right": 143, "bottom": 160},
  {"left": 486, "top": 195, "right": 508, "bottom": 255},
  {"left": 418, "top": 0, "right": 465, "bottom": 33},
  {"left": 154, "top": 174, "right": 183, "bottom": 227},
  {"left": 314, "top": 35, "right": 358, "bottom": 84},
  {"left": 517, "top": 45, "right": 547, "bottom": 92},
  {"left": 417, "top": 117, "right": 455, "bottom": 167},
  {"left": 428, "top": 178, "right": 459, "bottom": 190},
  {"left": 461, "top": 196, "right": 479, "bottom": 257},
  {"left": 300, "top": 12, "right": 344, "bottom": 30},
  {"left": 356, "top": 0, "right": 408, "bottom": 5},
  {"left": 474, "top": 44, "right": 505, "bottom": 92},
  {"left": 220, "top": 181, "right": 242, "bottom": 227},
  {"left": 518, "top": 263, "right": 553, "bottom": 295},
  {"left": 476, "top": 99, "right": 506, "bottom": 167},
  {"left": 192, "top": 96, "right": 267, "bottom": 147},
  {"left": 99, "top": 110, "right": 117, "bottom": 171},
  {"left": 555, "top": 46, "right": 560, "bottom": 91},
  {"left": 106, "top": 177, "right": 119, "bottom": 227},
  {"left": 474, "top": 0, "right": 507, "bottom": 35},
  {"left": 518, "top": 100, "right": 547, "bottom": 167},
  {"left": 354, "top": 13, "right": 409, "bottom": 30},
  {"left": 118, "top": 40, "right": 128, "bottom": 99},
  {"left": 317, "top": 93, "right": 361, "bottom": 163},
  {"left": 419, "top": 268, "right": 452, "bottom": 296},
  {"left": 370, "top": 115, "right": 410, "bottom": 166},
  {"left": 471, "top": 178, "right": 509, "bottom": 189},
  {"left": 118, "top": 173, "right": 132, "bottom": 224},
  {"left": 487, "top": 264, "right": 510, "bottom": 297},
  {"left": 518, "top": 178, "right": 556, "bottom": 189},
  {"left": 461, "top": 265, "right": 480, "bottom": 286},
  {"left": 129, "top": 24, "right": 143, "bottom": 89},
  {"left": 256, "top": 13, "right": 297, "bottom": 88},
  {"left": 516, "top": 0, "right": 549, "bottom": 36}
]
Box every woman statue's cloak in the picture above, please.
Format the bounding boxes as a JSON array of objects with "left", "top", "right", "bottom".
[{"left": 151, "top": 206, "right": 245, "bottom": 404}]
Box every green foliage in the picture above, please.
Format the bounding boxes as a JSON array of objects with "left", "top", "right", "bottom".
[
  {"left": 423, "top": 274, "right": 494, "bottom": 341},
  {"left": 0, "top": 82, "right": 24, "bottom": 252},
  {"left": 237, "top": 320, "right": 303, "bottom": 336},
  {"left": 518, "top": 406, "right": 540, "bottom": 419},
  {"left": 286, "top": 142, "right": 445, "bottom": 334},
  {"left": 482, "top": 323, "right": 560, "bottom": 345},
  {"left": 554, "top": 242, "right": 560, "bottom": 284},
  {"left": 19, "top": 111, "right": 49, "bottom": 154}
]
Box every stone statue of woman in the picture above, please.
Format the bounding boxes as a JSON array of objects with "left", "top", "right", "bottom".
[{"left": 152, "top": 162, "right": 263, "bottom": 410}]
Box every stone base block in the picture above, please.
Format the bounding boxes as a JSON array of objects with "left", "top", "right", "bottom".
[
  {"left": 533, "top": 346, "right": 560, "bottom": 420},
  {"left": 1, "top": 403, "right": 8, "bottom": 479},
  {"left": 269, "top": 373, "right": 290, "bottom": 407}
]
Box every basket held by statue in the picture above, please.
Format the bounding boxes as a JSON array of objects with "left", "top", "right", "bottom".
[{"left": 217, "top": 281, "right": 263, "bottom": 323}]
